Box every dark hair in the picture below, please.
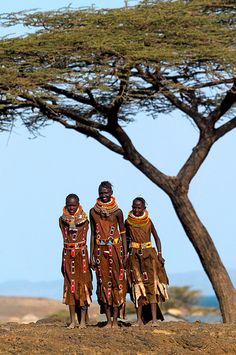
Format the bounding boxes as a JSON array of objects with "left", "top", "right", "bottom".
[
  {"left": 133, "top": 197, "right": 146, "bottom": 208},
  {"left": 98, "top": 181, "right": 113, "bottom": 192},
  {"left": 66, "top": 194, "right": 79, "bottom": 204}
]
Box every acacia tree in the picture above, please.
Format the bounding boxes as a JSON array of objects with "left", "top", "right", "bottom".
[{"left": 0, "top": 0, "right": 236, "bottom": 322}]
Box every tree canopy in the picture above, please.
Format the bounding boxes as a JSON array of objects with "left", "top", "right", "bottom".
[{"left": 0, "top": 0, "right": 236, "bottom": 135}]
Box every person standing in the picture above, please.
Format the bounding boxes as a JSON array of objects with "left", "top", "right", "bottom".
[
  {"left": 90, "top": 181, "right": 127, "bottom": 328},
  {"left": 125, "top": 197, "right": 169, "bottom": 327},
  {"left": 59, "top": 194, "right": 92, "bottom": 328}
]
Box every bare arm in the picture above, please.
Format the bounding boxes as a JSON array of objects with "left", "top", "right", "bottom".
[
  {"left": 116, "top": 209, "right": 127, "bottom": 260},
  {"left": 89, "top": 210, "right": 95, "bottom": 267},
  {"left": 151, "top": 220, "right": 165, "bottom": 265},
  {"left": 59, "top": 217, "right": 66, "bottom": 238},
  {"left": 59, "top": 217, "right": 65, "bottom": 275},
  {"left": 125, "top": 221, "right": 131, "bottom": 251}
]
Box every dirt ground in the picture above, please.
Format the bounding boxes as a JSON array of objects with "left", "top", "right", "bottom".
[
  {"left": 0, "top": 319, "right": 236, "bottom": 354},
  {"left": 0, "top": 297, "right": 235, "bottom": 354}
]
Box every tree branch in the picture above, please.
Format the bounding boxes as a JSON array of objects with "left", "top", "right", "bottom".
[
  {"left": 19, "top": 91, "right": 110, "bottom": 132},
  {"left": 18, "top": 91, "right": 124, "bottom": 156},
  {"left": 43, "top": 84, "right": 91, "bottom": 105},
  {"left": 43, "top": 84, "right": 109, "bottom": 115},
  {"left": 109, "top": 123, "right": 175, "bottom": 192},
  {"left": 162, "top": 88, "right": 206, "bottom": 131},
  {"left": 208, "top": 80, "right": 236, "bottom": 124},
  {"left": 214, "top": 116, "right": 236, "bottom": 141},
  {"left": 54, "top": 106, "right": 107, "bottom": 131},
  {"left": 110, "top": 74, "right": 129, "bottom": 114},
  {"left": 52, "top": 115, "right": 124, "bottom": 156},
  {"left": 135, "top": 65, "right": 206, "bottom": 131},
  {"left": 189, "top": 78, "right": 235, "bottom": 91},
  {"left": 176, "top": 136, "right": 213, "bottom": 191}
]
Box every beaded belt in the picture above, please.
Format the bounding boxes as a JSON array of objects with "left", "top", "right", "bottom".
[
  {"left": 130, "top": 241, "right": 152, "bottom": 249},
  {"left": 64, "top": 241, "right": 86, "bottom": 249},
  {"left": 96, "top": 237, "right": 121, "bottom": 246}
]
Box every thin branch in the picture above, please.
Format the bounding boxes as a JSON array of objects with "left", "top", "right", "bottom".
[
  {"left": 19, "top": 91, "right": 110, "bottom": 132},
  {"left": 110, "top": 75, "right": 129, "bottom": 113},
  {"left": 84, "top": 88, "right": 109, "bottom": 115},
  {"left": 161, "top": 88, "right": 206, "bottom": 131},
  {"left": 54, "top": 106, "right": 107, "bottom": 131},
  {"left": 188, "top": 78, "right": 235, "bottom": 91},
  {"left": 44, "top": 84, "right": 109, "bottom": 115},
  {"left": 208, "top": 80, "right": 236, "bottom": 124},
  {"left": 51, "top": 115, "right": 124, "bottom": 156},
  {"left": 135, "top": 65, "right": 206, "bottom": 130},
  {"left": 43, "top": 84, "right": 92, "bottom": 105},
  {"left": 18, "top": 90, "right": 124, "bottom": 155},
  {"left": 214, "top": 116, "right": 236, "bottom": 141}
]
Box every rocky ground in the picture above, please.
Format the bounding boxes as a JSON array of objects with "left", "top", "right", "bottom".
[
  {"left": 0, "top": 296, "right": 235, "bottom": 354},
  {"left": 0, "top": 318, "right": 236, "bottom": 354}
]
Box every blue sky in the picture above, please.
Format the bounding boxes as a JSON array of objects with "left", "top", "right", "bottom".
[{"left": 0, "top": 1, "right": 235, "bottom": 286}]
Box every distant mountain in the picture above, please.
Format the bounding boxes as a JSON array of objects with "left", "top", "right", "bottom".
[
  {"left": 0, "top": 269, "right": 235, "bottom": 299},
  {"left": 169, "top": 269, "right": 236, "bottom": 296}
]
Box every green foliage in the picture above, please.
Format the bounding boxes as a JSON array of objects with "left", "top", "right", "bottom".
[
  {"left": 0, "top": 0, "right": 235, "bottom": 89},
  {"left": 125, "top": 286, "right": 203, "bottom": 314},
  {"left": 0, "top": 1, "right": 235, "bottom": 131},
  {"left": 162, "top": 286, "right": 202, "bottom": 311}
]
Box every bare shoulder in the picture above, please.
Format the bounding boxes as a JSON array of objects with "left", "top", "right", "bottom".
[
  {"left": 89, "top": 208, "right": 95, "bottom": 219},
  {"left": 115, "top": 208, "right": 124, "bottom": 217},
  {"left": 89, "top": 207, "right": 95, "bottom": 214}
]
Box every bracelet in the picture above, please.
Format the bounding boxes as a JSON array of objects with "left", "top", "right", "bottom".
[
  {"left": 120, "top": 230, "right": 126, "bottom": 235},
  {"left": 158, "top": 251, "right": 162, "bottom": 254}
]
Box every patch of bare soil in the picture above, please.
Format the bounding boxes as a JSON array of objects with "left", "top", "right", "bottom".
[
  {"left": 0, "top": 296, "right": 65, "bottom": 323},
  {"left": 0, "top": 296, "right": 99, "bottom": 324},
  {"left": 0, "top": 297, "right": 235, "bottom": 354},
  {"left": 0, "top": 320, "right": 236, "bottom": 354}
]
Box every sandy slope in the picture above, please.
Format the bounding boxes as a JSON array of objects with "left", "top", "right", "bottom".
[{"left": 0, "top": 296, "right": 99, "bottom": 324}]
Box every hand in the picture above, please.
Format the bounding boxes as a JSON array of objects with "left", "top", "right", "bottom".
[
  {"left": 61, "top": 264, "right": 65, "bottom": 276},
  {"left": 123, "top": 254, "right": 129, "bottom": 270},
  {"left": 89, "top": 259, "right": 96, "bottom": 270},
  {"left": 158, "top": 253, "right": 165, "bottom": 265}
]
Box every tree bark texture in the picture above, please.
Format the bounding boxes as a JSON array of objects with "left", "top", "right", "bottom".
[{"left": 170, "top": 192, "right": 236, "bottom": 323}]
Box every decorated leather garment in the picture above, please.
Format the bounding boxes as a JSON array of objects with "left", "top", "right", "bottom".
[
  {"left": 59, "top": 205, "right": 92, "bottom": 306},
  {"left": 91, "top": 197, "right": 126, "bottom": 314},
  {"left": 126, "top": 210, "right": 169, "bottom": 316}
]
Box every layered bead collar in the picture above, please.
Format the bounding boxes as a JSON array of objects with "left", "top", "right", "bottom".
[
  {"left": 61, "top": 205, "right": 88, "bottom": 229},
  {"left": 126, "top": 209, "right": 150, "bottom": 227},
  {"left": 94, "top": 196, "right": 119, "bottom": 217}
]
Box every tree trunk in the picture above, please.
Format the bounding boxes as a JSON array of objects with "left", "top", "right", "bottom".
[{"left": 170, "top": 192, "right": 236, "bottom": 323}]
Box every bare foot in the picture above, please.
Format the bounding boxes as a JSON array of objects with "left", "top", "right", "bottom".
[
  {"left": 104, "top": 322, "right": 112, "bottom": 328},
  {"left": 112, "top": 322, "right": 119, "bottom": 328},
  {"left": 67, "top": 322, "right": 76, "bottom": 329},
  {"left": 132, "top": 321, "right": 143, "bottom": 327},
  {"left": 79, "top": 322, "right": 87, "bottom": 329},
  {"left": 151, "top": 320, "right": 159, "bottom": 327}
]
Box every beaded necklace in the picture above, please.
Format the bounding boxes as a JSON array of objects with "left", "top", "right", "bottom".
[
  {"left": 126, "top": 210, "right": 150, "bottom": 227},
  {"left": 61, "top": 205, "right": 88, "bottom": 229},
  {"left": 94, "top": 196, "right": 119, "bottom": 217}
]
